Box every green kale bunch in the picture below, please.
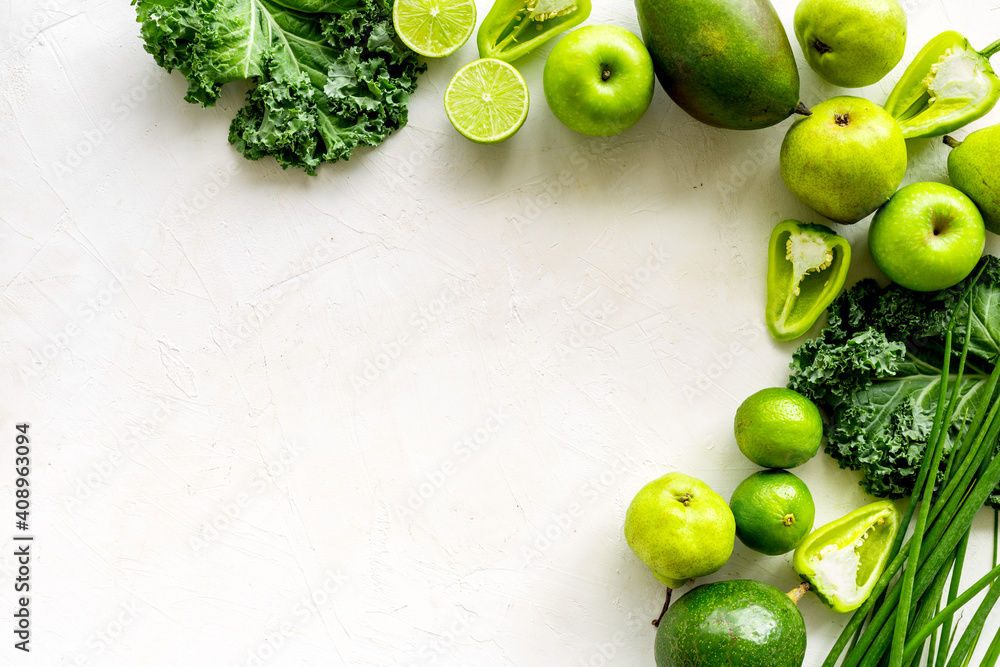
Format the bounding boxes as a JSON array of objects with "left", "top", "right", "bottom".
[
  {"left": 134, "top": 0, "right": 425, "bottom": 174},
  {"left": 788, "top": 256, "right": 1000, "bottom": 506}
]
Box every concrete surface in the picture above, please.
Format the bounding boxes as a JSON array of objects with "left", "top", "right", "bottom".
[{"left": 2, "top": 0, "right": 999, "bottom": 664}]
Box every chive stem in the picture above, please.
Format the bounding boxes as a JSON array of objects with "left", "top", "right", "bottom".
[
  {"left": 901, "top": 555, "right": 954, "bottom": 667},
  {"left": 926, "top": 601, "right": 939, "bottom": 667},
  {"left": 902, "top": 561, "right": 1000, "bottom": 661},
  {"left": 825, "top": 267, "right": 998, "bottom": 667},
  {"left": 943, "top": 575, "right": 1000, "bottom": 667},
  {"left": 888, "top": 326, "right": 953, "bottom": 667},
  {"left": 981, "top": 622, "right": 1000, "bottom": 667},
  {"left": 890, "top": 292, "right": 975, "bottom": 667},
  {"left": 934, "top": 533, "right": 970, "bottom": 667}
]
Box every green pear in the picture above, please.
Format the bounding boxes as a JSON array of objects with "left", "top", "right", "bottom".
[
  {"left": 945, "top": 125, "right": 1000, "bottom": 235},
  {"left": 780, "top": 96, "right": 907, "bottom": 224},
  {"left": 624, "top": 472, "right": 735, "bottom": 589},
  {"left": 794, "top": 0, "right": 907, "bottom": 88}
]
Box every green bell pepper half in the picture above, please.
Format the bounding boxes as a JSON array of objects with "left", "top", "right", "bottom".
[
  {"left": 793, "top": 500, "right": 900, "bottom": 613},
  {"left": 476, "top": 0, "right": 591, "bottom": 62},
  {"left": 765, "top": 220, "right": 851, "bottom": 342},
  {"left": 884, "top": 30, "right": 1000, "bottom": 139}
]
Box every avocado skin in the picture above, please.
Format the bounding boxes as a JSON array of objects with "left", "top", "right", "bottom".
[
  {"left": 634, "top": 0, "right": 800, "bottom": 130},
  {"left": 654, "top": 580, "right": 806, "bottom": 667},
  {"left": 948, "top": 125, "right": 1000, "bottom": 235}
]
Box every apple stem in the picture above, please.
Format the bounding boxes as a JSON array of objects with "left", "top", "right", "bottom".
[
  {"left": 943, "top": 135, "right": 962, "bottom": 149},
  {"left": 794, "top": 101, "right": 811, "bottom": 117},
  {"left": 786, "top": 581, "right": 810, "bottom": 606},
  {"left": 981, "top": 37, "right": 1000, "bottom": 60},
  {"left": 651, "top": 587, "right": 672, "bottom": 627}
]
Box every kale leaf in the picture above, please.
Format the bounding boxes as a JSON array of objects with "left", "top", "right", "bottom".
[
  {"left": 134, "top": 0, "right": 425, "bottom": 174},
  {"left": 788, "top": 256, "right": 1000, "bottom": 506}
]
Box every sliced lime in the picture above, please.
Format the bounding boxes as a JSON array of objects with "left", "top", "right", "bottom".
[
  {"left": 444, "top": 58, "right": 529, "bottom": 144},
  {"left": 393, "top": 0, "right": 476, "bottom": 58}
]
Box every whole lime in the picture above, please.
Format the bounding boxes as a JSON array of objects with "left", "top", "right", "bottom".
[
  {"left": 624, "top": 472, "right": 735, "bottom": 589},
  {"left": 730, "top": 469, "right": 815, "bottom": 555},
  {"left": 734, "top": 387, "right": 822, "bottom": 468},
  {"left": 654, "top": 579, "right": 807, "bottom": 667}
]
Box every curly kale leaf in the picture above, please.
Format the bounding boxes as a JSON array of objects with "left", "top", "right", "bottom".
[
  {"left": 788, "top": 256, "right": 1000, "bottom": 506},
  {"left": 134, "top": 0, "right": 425, "bottom": 173},
  {"left": 787, "top": 328, "right": 906, "bottom": 408}
]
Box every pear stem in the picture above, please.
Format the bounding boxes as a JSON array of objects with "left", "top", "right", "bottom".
[
  {"left": 787, "top": 581, "right": 810, "bottom": 605},
  {"left": 943, "top": 135, "right": 962, "bottom": 149},
  {"left": 794, "top": 101, "right": 812, "bottom": 117},
  {"left": 981, "top": 37, "right": 1000, "bottom": 60},
  {"left": 812, "top": 39, "right": 832, "bottom": 55},
  {"left": 652, "top": 587, "right": 673, "bottom": 627}
]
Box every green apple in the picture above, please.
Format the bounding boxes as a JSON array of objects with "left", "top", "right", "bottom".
[
  {"left": 543, "top": 25, "right": 654, "bottom": 137},
  {"left": 794, "top": 0, "right": 907, "bottom": 88},
  {"left": 780, "top": 96, "right": 907, "bottom": 224},
  {"left": 868, "top": 182, "right": 985, "bottom": 292}
]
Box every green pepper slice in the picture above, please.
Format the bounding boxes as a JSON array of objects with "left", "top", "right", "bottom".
[
  {"left": 793, "top": 500, "right": 900, "bottom": 613},
  {"left": 476, "top": 0, "right": 591, "bottom": 62},
  {"left": 765, "top": 220, "right": 851, "bottom": 342},
  {"left": 884, "top": 31, "right": 1000, "bottom": 139}
]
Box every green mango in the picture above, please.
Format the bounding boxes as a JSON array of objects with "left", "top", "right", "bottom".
[
  {"left": 946, "top": 125, "right": 1000, "bottom": 235},
  {"left": 634, "top": 0, "right": 804, "bottom": 130}
]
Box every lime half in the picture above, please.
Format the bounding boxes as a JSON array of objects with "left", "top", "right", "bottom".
[
  {"left": 393, "top": 0, "right": 476, "bottom": 58},
  {"left": 444, "top": 58, "right": 529, "bottom": 144}
]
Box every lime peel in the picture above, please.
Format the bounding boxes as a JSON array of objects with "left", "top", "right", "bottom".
[{"left": 730, "top": 469, "right": 815, "bottom": 556}]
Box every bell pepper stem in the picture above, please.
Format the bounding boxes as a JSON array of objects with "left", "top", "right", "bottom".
[
  {"left": 981, "top": 37, "right": 1000, "bottom": 60},
  {"left": 943, "top": 135, "right": 963, "bottom": 149},
  {"left": 787, "top": 582, "right": 810, "bottom": 605},
  {"left": 652, "top": 587, "right": 672, "bottom": 627}
]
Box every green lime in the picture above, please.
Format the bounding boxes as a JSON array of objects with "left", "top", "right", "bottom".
[
  {"left": 392, "top": 0, "right": 476, "bottom": 58},
  {"left": 444, "top": 58, "right": 529, "bottom": 144},
  {"left": 730, "top": 469, "right": 815, "bottom": 555},
  {"left": 734, "top": 387, "right": 822, "bottom": 468}
]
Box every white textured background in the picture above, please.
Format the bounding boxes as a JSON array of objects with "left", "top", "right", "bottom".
[{"left": 2, "top": 0, "right": 1000, "bottom": 664}]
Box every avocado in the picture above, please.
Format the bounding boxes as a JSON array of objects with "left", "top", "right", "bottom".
[
  {"left": 946, "top": 126, "right": 1000, "bottom": 235},
  {"left": 654, "top": 580, "right": 806, "bottom": 667},
  {"left": 633, "top": 0, "right": 803, "bottom": 130}
]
